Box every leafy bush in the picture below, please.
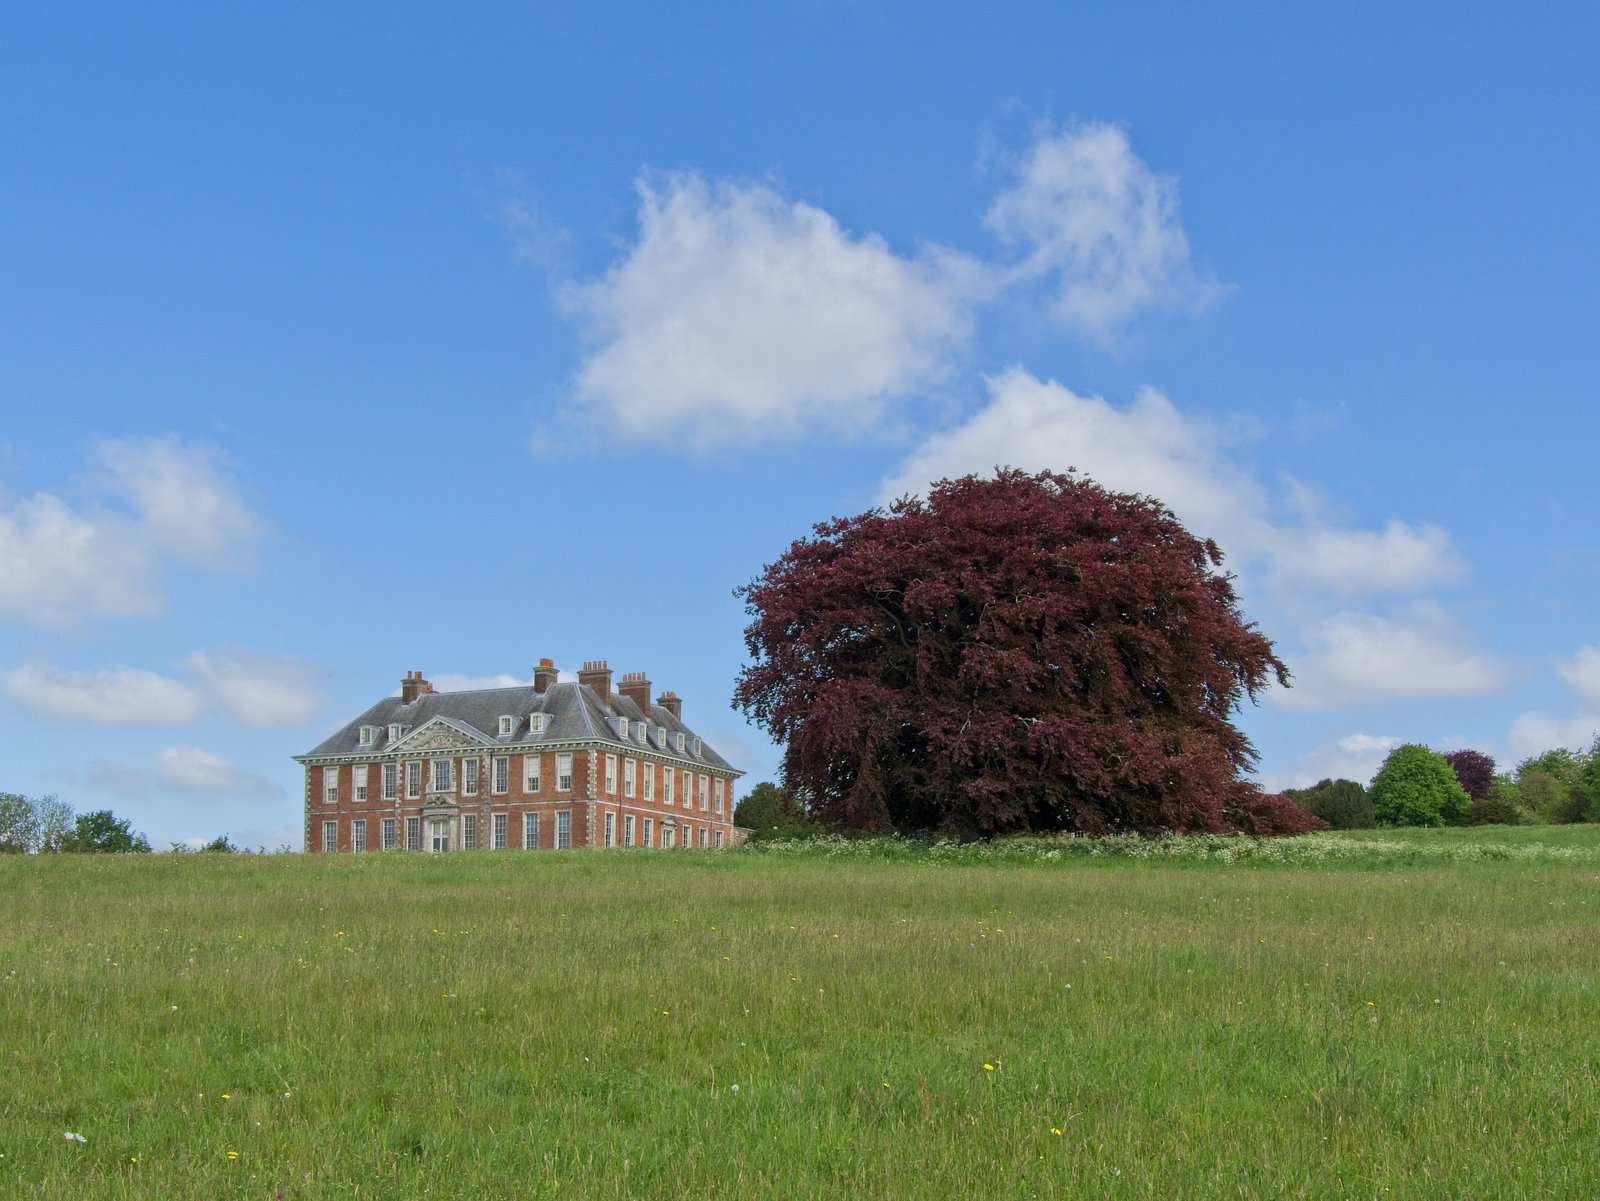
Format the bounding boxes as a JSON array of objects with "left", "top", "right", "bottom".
[
  {"left": 62, "top": 810, "right": 152, "bottom": 854},
  {"left": 1459, "top": 795, "right": 1524, "bottom": 826},
  {"left": 1444, "top": 750, "right": 1496, "bottom": 801},
  {"left": 1285, "top": 778, "right": 1375, "bottom": 829},
  {"left": 733, "top": 782, "right": 820, "bottom": 841},
  {"left": 1225, "top": 792, "right": 1329, "bottom": 835},
  {"left": 1369, "top": 745, "right": 1471, "bottom": 827}
]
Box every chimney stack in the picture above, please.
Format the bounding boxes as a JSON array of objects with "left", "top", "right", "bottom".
[
  {"left": 618, "top": 671, "right": 651, "bottom": 713},
  {"left": 657, "top": 690, "right": 682, "bottom": 720},
  {"left": 401, "top": 670, "right": 433, "bottom": 705},
  {"left": 577, "top": 660, "right": 612, "bottom": 704},
  {"left": 533, "top": 657, "right": 559, "bottom": 694}
]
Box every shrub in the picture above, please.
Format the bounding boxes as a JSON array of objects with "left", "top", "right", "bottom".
[
  {"left": 1285, "top": 778, "right": 1375, "bottom": 829},
  {"left": 733, "top": 782, "right": 820, "bottom": 841},
  {"left": 1369, "top": 745, "right": 1471, "bottom": 827},
  {"left": 1459, "top": 795, "right": 1524, "bottom": 826},
  {"left": 1516, "top": 762, "right": 1588, "bottom": 824},
  {"left": 1225, "top": 792, "right": 1329, "bottom": 835}
]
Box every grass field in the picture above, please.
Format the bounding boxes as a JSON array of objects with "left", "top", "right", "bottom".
[{"left": 2, "top": 828, "right": 1598, "bottom": 1199}]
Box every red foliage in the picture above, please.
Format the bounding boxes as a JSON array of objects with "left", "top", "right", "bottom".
[
  {"left": 734, "top": 469, "right": 1292, "bottom": 837},
  {"left": 1225, "top": 792, "right": 1331, "bottom": 836},
  {"left": 1443, "top": 749, "right": 1496, "bottom": 801}
]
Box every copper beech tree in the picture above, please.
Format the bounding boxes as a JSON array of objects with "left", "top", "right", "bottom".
[{"left": 734, "top": 469, "right": 1324, "bottom": 838}]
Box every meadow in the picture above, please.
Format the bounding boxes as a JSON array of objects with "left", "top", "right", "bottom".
[{"left": 2, "top": 828, "right": 1597, "bottom": 1199}]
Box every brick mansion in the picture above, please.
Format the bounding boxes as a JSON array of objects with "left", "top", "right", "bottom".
[{"left": 294, "top": 661, "right": 745, "bottom": 853}]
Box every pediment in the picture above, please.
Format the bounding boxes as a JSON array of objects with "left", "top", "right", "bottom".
[{"left": 390, "top": 716, "right": 490, "bottom": 753}]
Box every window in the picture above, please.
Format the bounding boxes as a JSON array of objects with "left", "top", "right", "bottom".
[
  {"left": 604, "top": 755, "right": 617, "bottom": 795},
  {"left": 353, "top": 764, "right": 369, "bottom": 803},
  {"left": 353, "top": 819, "right": 367, "bottom": 853},
  {"left": 322, "top": 821, "right": 338, "bottom": 853},
  {"left": 623, "top": 814, "right": 635, "bottom": 846},
  {"left": 359, "top": 726, "right": 376, "bottom": 746},
  {"left": 323, "top": 766, "right": 339, "bottom": 805},
  {"left": 555, "top": 810, "right": 571, "bottom": 849},
  {"left": 523, "top": 811, "right": 539, "bottom": 850},
  {"left": 493, "top": 812, "right": 507, "bottom": 849},
  {"left": 675, "top": 732, "right": 686, "bottom": 753},
  {"left": 604, "top": 811, "right": 616, "bottom": 847},
  {"left": 383, "top": 763, "right": 398, "bottom": 801},
  {"left": 406, "top": 762, "right": 421, "bottom": 799},
  {"left": 389, "top": 723, "right": 404, "bottom": 742},
  {"left": 499, "top": 715, "right": 514, "bottom": 736},
  {"left": 431, "top": 820, "right": 450, "bottom": 853},
  {"left": 699, "top": 774, "right": 710, "bottom": 812},
  {"left": 693, "top": 737, "right": 702, "bottom": 757},
  {"left": 643, "top": 817, "right": 653, "bottom": 847},
  {"left": 699, "top": 827, "right": 709, "bottom": 848},
  {"left": 714, "top": 777, "right": 723, "bottom": 815},
  {"left": 714, "top": 830, "right": 724, "bottom": 848},
  {"left": 432, "top": 759, "right": 452, "bottom": 793},
  {"left": 382, "top": 817, "right": 397, "bottom": 850},
  {"left": 528, "top": 713, "right": 544, "bottom": 735},
  {"left": 525, "top": 756, "right": 541, "bottom": 794},
  {"left": 663, "top": 767, "right": 675, "bottom": 806},
  {"left": 643, "top": 765, "right": 654, "bottom": 802},
  {"left": 462, "top": 814, "right": 477, "bottom": 851},
  {"left": 616, "top": 716, "right": 630, "bottom": 739},
  {"left": 654, "top": 727, "right": 667, "bottom": 750},
  {"left": 624, "top": 758, "right": 636, "bottom": 798},
  {"left": 556, "top": 753, "right": 573, "bottom": 792},
  {"left": 405, "top": 816, "right": 421, "bottom": 851},
  {"left": 493, "top": 756, "right": 509, "bottom": 794},
  {"left": 680, "top": 824, "right": 691, "bottom": 848}
]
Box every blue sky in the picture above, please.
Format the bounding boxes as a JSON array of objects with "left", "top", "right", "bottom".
[{"left": 3, "top": 2, "right": 1598, "bottom": 848}]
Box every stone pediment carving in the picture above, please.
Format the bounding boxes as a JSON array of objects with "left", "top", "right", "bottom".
[{"left": 392, "top": 717, "right": 488, "bottom": 754}]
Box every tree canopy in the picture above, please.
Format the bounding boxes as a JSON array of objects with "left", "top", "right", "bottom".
[
  {"left": 1369, "top": 746, "right": 1470, "bottom": 827},
  {"left": 734, "top": 469, "right": 1311, "bottom": 837}
]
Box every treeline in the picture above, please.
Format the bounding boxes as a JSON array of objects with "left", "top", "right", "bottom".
[
  {"left": 0, "top": 793, "right": 251, "bottom": 854},
  {"left": 1289, "top": 741, "right": 1600, "bottom": 829}
]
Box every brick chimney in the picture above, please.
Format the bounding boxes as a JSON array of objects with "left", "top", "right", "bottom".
[
  {"left": 401, "top": 670, "right": 433, "bottom": 704},
  {"left": 577, "top": 660, "right": 612, "bottom": 704},
  {"left": 657, "top": 689, "right": 682, "bottom": 720},
  {"left": 618, "top": 671, "right": 651, "bottom": 713},
  {"left": 533, "top": 657, "right": 559, "bottom": 694}
]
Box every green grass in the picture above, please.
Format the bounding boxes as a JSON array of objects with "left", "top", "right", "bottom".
[{"left": 2, "top": 827, "right": 1598, "bottom": 1199}]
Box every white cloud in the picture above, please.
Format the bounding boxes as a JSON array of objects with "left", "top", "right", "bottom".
[
  {"left": 1, "top": 662, "right": 204, "bottom": 726},
  {"left": 1277, "top": 606, "right": 1512, "bottom": 711},
  {"left": 566, "top": 173, "right": 981, "bottom": 445},
  {"left": 4, "top": 650, "right": 321, "bottom": 729},
  {"left": 880, "top": 369, "right": 1461, "bottom": 599},
  {"left": 1256, "top": 732, "right": 1404, "bottom": 791},
  {"left": 90, "top": 746, "right": 282, "bottom": 801},
  {"left": 431, "top": 672, "right": 529, "bottom": 692},
  {"left": 187, "top": 651, "right": 322, "bottom": 728},
  {"left": 0, "top": 436, "right": 259, "bottom": 627},
  {"left": 984, "top": 122, "right": 1221, "bottom": 339},
  {"left": 1506, "top": 643, "right": 1600, "bottom": 757}
]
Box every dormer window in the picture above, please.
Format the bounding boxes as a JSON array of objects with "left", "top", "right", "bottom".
[
  {"left": 389, "top": 723, "right": 407, "bottom": 742},
  {"left": 499, "top": 715, "right": 515, "bottom": 737},
  {"left": 528, "top": 713, "right": 545, "bottom": 735},
  {"left": 693, "top": 737, "right": 702, "bottom": 757},
  {"left": 615, "top": 716, "right": 630, "bottom": 739},
  {"left": 674, "top": 732, "right": 686, "bottom": 753},
  {"left": 654, "top": 727, "right": 668, "bottom": 750},
  {"left": 359, "top": 726, "right": 377, "bottom": 747},
  {"left": 636, "top": 722, "right": 648, "bottom": 743}
]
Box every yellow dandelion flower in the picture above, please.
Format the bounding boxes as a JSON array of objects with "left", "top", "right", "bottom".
[
  {"left": 983, "top": 1063, "right": 995, "bottom": 1071},
  {"left": 221, "top": 1094, "right": 231, "bottom": 1100},
  {"left": 226, "top": 1151, "right": 238, "bottom": 1160},
  {"left": 130, "top": 1156, "right": 138, "bottom": 1163},
  {"left": 1051, "top": 1128, "right": 1062, "bottom": 1136},
  {"left": 882, "top": 1082, "right": 890, "bottom": 1089}
]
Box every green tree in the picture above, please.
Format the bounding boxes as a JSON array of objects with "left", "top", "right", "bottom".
[
  {"left": 1369, "top": 746, "right": 1470, "bottom": 827},
  {"left": 34, "top": 796, "right": 75, "bottom": 852},
  {"left": 1285, "top": 778, "right": 1375, "bottom": 829},
  {"left": 1515, "top": 748, "right": 1589, "bottom": 823},
  {"left": 0, "top": 793, "right": 41, "bottom": 853},
  {"left": 733, "top": 782, "right": 818, "bottom": 841},
  {"left": 201, "top": 834, "right": 239, "bottom": 853},
  {"left": 62, "top": 810, "right": 152, "bottom": 854}
]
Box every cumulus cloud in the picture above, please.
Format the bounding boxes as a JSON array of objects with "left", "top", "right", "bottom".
[
  {"left": 0, "top": 436, "right": 259, "bottom": 627},
  {"left": 1276, "top": 606, "right": 1513, "bottom": 711},
  {"left": 984, "top": 122, "right": 1221, "bottom": 340},
  {"left": 1, "top": 662, "right": 204, "bottom": 726},
  {"left": 880, "top": 369, "right": 1462, "bottom": 599},
  {"left": 566, "top": 173, "right": 981, "bottom": 444},
  {"left": 1506, "top": 643, "right": 1600, "bottom": 757},
  {"left": 187, "top": 651, "right": 322, "bottom": 728},
  {"left": 3, "top": 650, "right": 322, "bottom": 729},
  {"left": 1255, "top": 732, "right": 1404, "bottom": 792},
  {"left": 90, "top": 746, "right": 283, "bottom": 801}
]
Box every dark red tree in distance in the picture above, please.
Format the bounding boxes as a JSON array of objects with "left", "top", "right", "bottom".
[
  {"left": 1443, "top": 749, "right": 1496, "bottom": 801},
  {"left": 734, "top": 469, "right": 1324, "bottom": 838}
]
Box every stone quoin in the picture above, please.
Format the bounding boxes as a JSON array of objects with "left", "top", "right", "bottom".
[{"left": 294, "top": 661, "right": 745, "bottom": 853}]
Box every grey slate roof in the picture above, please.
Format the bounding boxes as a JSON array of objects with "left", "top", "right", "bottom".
[{"left": 295, "top": 681, "right": 738, "bottom": 773}]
